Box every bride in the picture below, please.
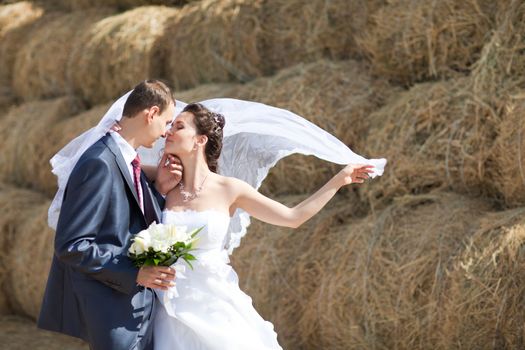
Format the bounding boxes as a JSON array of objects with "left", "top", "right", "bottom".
[{"left": 145, "top": 102, "right": 379, "bottom": 349}]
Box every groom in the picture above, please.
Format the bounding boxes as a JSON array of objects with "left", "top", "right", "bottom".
[{"left": 38, "top": 80, "right": 182, "bottom": 349}]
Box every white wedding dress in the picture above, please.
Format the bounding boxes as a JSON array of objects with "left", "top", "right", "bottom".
[{"left": 153, "top": 209, "right": 283, "bottom": 350}]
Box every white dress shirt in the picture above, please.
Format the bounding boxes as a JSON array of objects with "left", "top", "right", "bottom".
[{"left": 110, "top": 132, "right": 144, "bottom": 212}]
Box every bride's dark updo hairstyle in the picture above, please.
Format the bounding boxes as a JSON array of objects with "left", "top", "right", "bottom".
[{"left": 182, "top": 103, "right": 226, "bottom": 173}]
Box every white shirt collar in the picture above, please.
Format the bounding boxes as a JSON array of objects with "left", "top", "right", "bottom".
[{"left": 110, "top": 131, "right": 137, "bottom": 165}]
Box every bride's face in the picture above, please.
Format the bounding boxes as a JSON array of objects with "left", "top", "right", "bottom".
[{"left": 164, "top": 111, "right": 203, "bottom": 155}]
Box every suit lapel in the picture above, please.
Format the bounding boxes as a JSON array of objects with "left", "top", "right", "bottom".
[{"left": 102, "top": 134, "right": 142, "bottom": 212}]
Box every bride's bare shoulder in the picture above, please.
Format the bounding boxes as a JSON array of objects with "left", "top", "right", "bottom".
[
  {"left": 216, "top": 174, "right": 241, "bottom": 185},
  {"left": 216, "top": 175, "right": 251, "bottom": 192}
]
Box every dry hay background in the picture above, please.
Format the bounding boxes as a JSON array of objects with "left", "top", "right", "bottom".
[
  {"left": 0, "top": 97, "right": 84, "bottom": 196},
  {"left": 0, "top": 315, "right": 87, "bottom": 349},
  {"left": 163, "top": 0, "right": 387, "bottom": 90},
  {"left": 360, "top": 0, "right": 525, "bottom": 211},
  {"left": 232, "top": 192, "right": 525, "bottom": 349},
  {"left": 0, "top": 0, "right": 525, "bottom": 349},
  {"left": 0, "top": 1, "right": 43, "bottom": 108},
  {"left": 361, "top": 77, "right": 500, "bottom": 209},
  {"left": 13, "top": 8, "right": 116, "bottom": 101},
  {"left": 358, "top": 0, "right": 500, "bottom": 86},
  {"left": 0, "top": 0, "right": 386, "bottom": 105}
]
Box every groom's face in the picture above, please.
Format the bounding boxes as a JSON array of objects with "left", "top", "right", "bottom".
[{"left": 144, "top": 102, "right": 176, "bottom": 148}]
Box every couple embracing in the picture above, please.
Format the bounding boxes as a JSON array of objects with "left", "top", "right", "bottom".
[{"left": 37, "top": 80, "right": 385, "bottom": 350}]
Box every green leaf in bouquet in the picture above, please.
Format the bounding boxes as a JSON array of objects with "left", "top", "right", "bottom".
[
  {"left": 184, "top": 253, "right": 196, "bottom": 261},
  {"left": 182, "top": 257, "right": 194, "bottom": 270},
  {"left": 190, "top": 225, "right": 205, "bottom": 239},
  {"left": 163, "top": 255, "right": 179, "bottom": 267}
]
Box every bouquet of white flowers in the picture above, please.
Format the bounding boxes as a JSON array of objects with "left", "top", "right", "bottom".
[{"left": 128, "top": 222, "right": 203, "bottom": 269}]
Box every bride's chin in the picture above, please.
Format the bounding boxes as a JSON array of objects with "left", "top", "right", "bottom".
[
  {"left": 164, "top": 147, "right": 184, "bottom": 158},
  {"left": 164, "top": 144, "right": 178, "bottom": 153},
  {"left": 167, "top": 147, "right": 190, "bottom": 157}
]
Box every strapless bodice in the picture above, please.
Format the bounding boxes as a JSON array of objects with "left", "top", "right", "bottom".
[{"left": 161, "top": 209, "right": 231, "bottom": 251}]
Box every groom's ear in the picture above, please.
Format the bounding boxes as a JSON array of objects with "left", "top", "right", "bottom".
[{"left": 145, "top": 106, "right": 161, "bottom": 124}]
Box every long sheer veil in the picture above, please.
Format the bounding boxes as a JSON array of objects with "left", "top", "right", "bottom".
[{"left": 48, "top": 95, "right": 386, "bottom": 254}]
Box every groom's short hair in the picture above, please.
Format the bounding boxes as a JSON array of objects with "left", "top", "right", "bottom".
[{"left": 122, "top": 80, "right": 175, "bottom": 118}]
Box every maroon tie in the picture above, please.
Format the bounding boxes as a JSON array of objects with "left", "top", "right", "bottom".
[{"left": 131, "top": 155, "right": 144, "bottom": 212}]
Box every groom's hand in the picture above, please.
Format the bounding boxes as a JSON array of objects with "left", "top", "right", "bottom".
[
  {"left": 137, "top": 266, "right": 176, "bottom": 290},
  {"left": 155, "top": 154, "right": 183, "bottom": 195}
]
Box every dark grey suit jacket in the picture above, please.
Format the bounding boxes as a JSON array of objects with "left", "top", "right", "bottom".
[{"left": 38, "top": 134, "right": 164, "bottom": 350}]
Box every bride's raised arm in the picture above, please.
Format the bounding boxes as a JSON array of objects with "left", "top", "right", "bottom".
[{"left": 231, "top": 164, "right": 374, "bottom": 228}]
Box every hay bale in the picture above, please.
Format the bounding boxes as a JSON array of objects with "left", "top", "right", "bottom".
[
  {"left": 12, "top": 207, "right": 53, "bottom": 318},
  {"left": 259, "top": 0, "right": 385, "bottom": 74},
  {"left": 0, "top": 315, "right": 87, "bottom": 349},
  {"left": 440, "top": 207, "right": 525, "bottom": 349},
  {"left": 304, "top": 193, "right": 492, "bottom": 349},
  {"left": 361, "top": 77, "right": 503, "bottom": 210},
  {"left": 232, "top": 59, "right": 395, "bottom": 196},
  {"left": 232, "top": 192, "right": 493, "bottom": 349},
  {"left": 163, "top": 0, "right": 263, "bottom": 90},
  {"left": 358, "top": 0, "right": 498, "bottom": 85},
  {"left": 0, "top": 186, "right": 52, "bottom": 319},
  {"left": 13, "top": 9, "right": 116, "bottom": 101},
  {"left": 0, "top": 184, "right": 49, "bottom": 317},
  {"left": 0, "top": 97, "right": 84, "bottom": 196},
  {"left": 68, "top": 6, "right": 178, "bottom": 105},
  {"left": 0, "top": 2, "right": 43, "bottom": 105},
  {"left": 306, "top": 194, "right": 525, "bottom": 350}
]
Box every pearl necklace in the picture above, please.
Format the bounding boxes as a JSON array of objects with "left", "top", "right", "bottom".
[{"left": 179, "top": 173, "right": 210, "bottom": 202}]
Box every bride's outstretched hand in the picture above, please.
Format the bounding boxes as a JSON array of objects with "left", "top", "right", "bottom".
[{"left": 337, "top": 164, "right": 375, "bottom": 186}]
